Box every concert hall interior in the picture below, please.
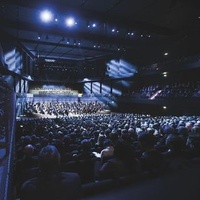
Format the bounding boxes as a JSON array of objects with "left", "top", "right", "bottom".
[{"left": 1, "top": 0, "right": 200, "bottom": 200}]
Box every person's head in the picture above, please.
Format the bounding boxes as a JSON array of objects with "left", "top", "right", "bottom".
[
  {"left": 138, "top": 132, "right": 156, "bottom": 151},
  {"left": 81, "top": 139, "right": 91, "bottom": 152},
  {"left": 23, "top": 144, "right": 34, "bottom": 157},
  {"left": 165, "top": 134, "right": 185, "bottom": 152},
  {"left": 39, "top": 145, "right": 60, "bottom": 173},
  {"left": 114, "top": 140, "right": 133, "bottom": 161}
]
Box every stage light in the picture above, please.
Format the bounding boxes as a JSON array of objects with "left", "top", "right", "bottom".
[
  {"left": 65, "top": 17, "right": 76, "bottom": 27},
  {"left": 40, "top": 10, "right": 53, "bottom": 23}
]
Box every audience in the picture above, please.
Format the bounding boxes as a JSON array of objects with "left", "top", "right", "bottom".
[{"left": 15, "top": 112, "right": 200, "bottom": 199}]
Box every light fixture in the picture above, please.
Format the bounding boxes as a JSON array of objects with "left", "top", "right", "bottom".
[
  {"left": 164, "top": 52, "right": 169, "bottom": 56},
  {"left": 40, "top": 10, "right": 53, "bottom": 23},
  {"left": 162, "top": 71, "right": 168, "bottom": 77},
  {"left": 65, "top": 17, "right": 76, "bottom": 27}
]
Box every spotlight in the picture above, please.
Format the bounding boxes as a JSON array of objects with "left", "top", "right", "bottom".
[
  {"left": 65, "top": 17, "right": 76, "bottom": 27},
  {"left": 40, "top": 10, "right": 53, "bottom": 23}
]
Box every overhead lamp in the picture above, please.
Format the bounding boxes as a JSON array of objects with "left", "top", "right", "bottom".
[
  {"left": 65, "top": 17, "right": 76, "bottom": 27},
  {"left": 40, "top": 10, "right": 53, "bottom": 23}
]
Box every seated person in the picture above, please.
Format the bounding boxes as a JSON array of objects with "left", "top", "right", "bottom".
[
  {"left": 138, "top": 132, "right": 164, "bottom": 174},
  {"left": 15, "top": 144, "right": 38, "bottom": 196},
  {"left": 98, "top": 140, "right": 140, "bottom": 179},
  {"left": 93, "top": 139, "right": 114, "bottom": 163},
  {"left": 20, "top": 145, "right": 81, "bottom": 200}
]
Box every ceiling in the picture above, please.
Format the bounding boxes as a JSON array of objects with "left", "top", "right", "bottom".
[{"left": 1, "top": 0, "right": 200, "bottom": 69}]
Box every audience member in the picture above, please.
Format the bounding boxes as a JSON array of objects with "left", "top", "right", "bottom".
[{"left": 20, "top": 145, "right": 81, "bottom": 200}]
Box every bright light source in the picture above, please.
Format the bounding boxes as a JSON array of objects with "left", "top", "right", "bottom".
[
  {"left": 65, "top": 17, "right": 76, "bottom": 27},
  {"left": 40, "top": 10, "right": 53, "bottom": 23},
  {"left": 164, "top": 52, "right": 169, "bottom": 56},
  {"left": 112, "top": 29, "right": 115, "bottom": 32},
  {"left": 163, "top": 106, "right": 167, "bottom": 109},
  {"left": 92, "top": 23, "right": 96, "bottom": 27},
  {"left": 163, "top": 72, "right": 168, "bottom": 77}
]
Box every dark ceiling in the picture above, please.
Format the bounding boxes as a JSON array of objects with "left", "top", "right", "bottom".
[{"left": 1, "top": 0, "right": 200, "bottom": 68}]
